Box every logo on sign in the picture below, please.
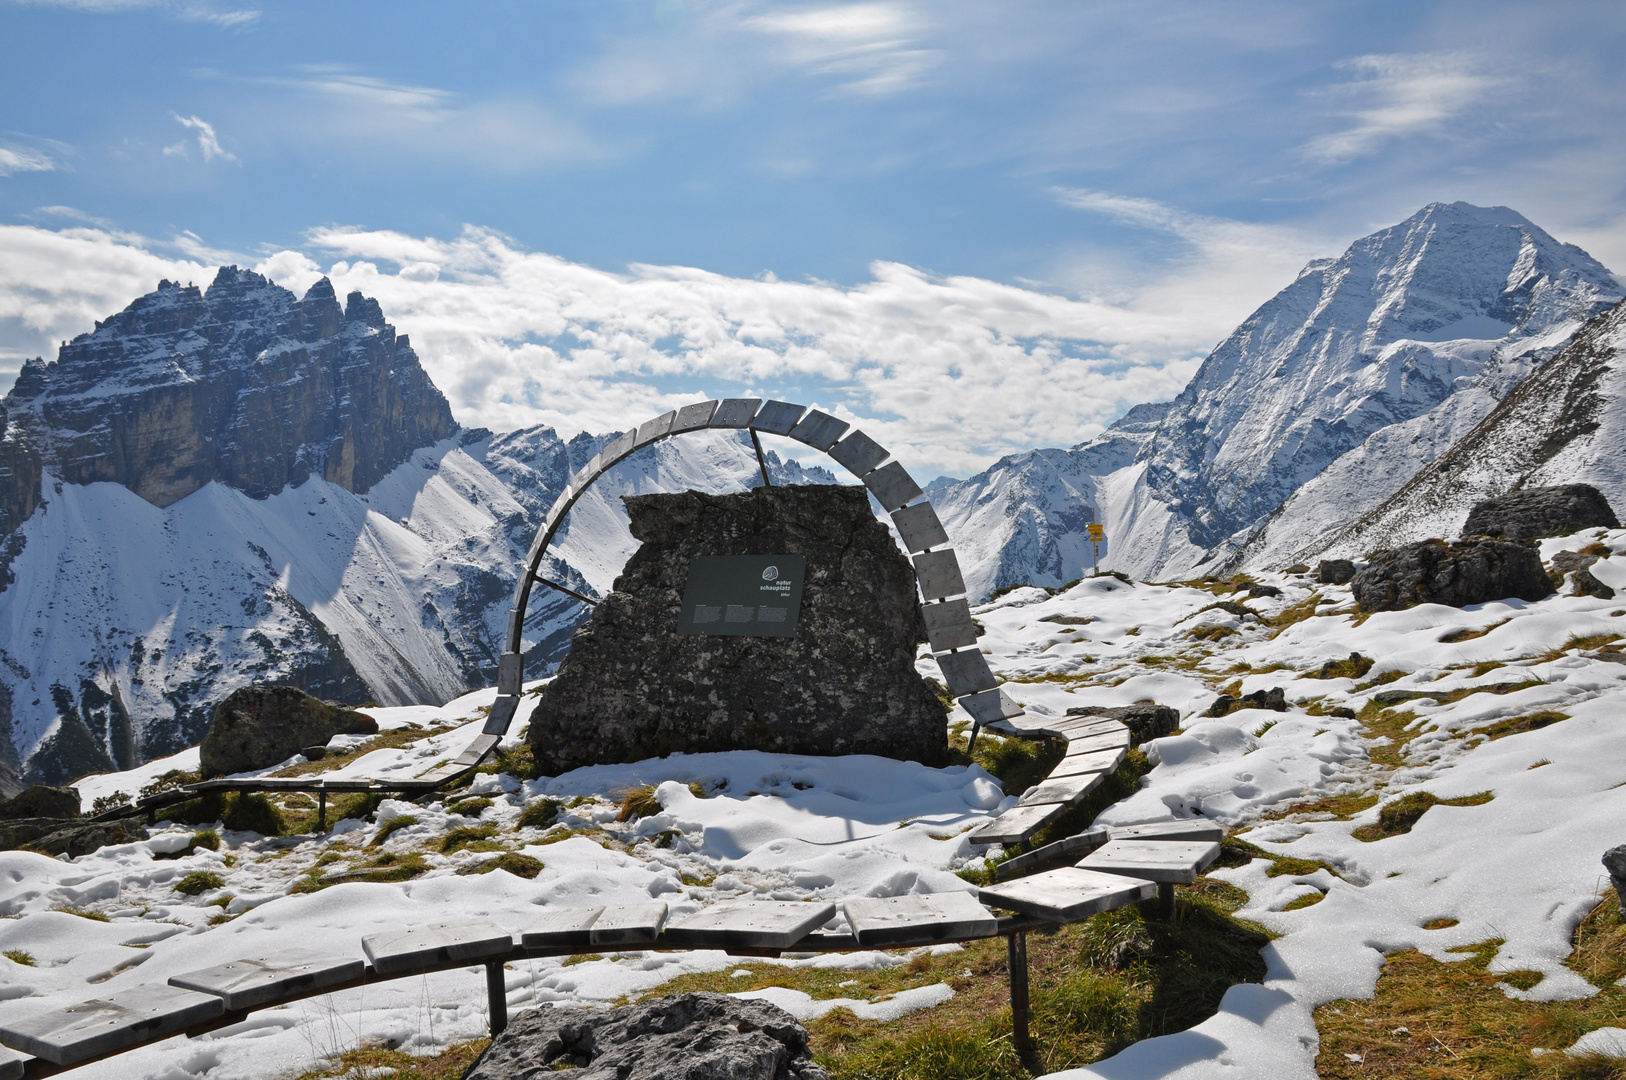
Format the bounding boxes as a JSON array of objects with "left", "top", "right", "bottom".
[{"left": 762, "top": 565, "right": 779, "bottom": 581}]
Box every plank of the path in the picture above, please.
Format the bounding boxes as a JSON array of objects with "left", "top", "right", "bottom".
[
  {"left": 966, "top": 802, "right": 1069, "bottom": 846},
  {"left": 0, "top": 1046, "right": 27, "bottom": 1080},
  {"left": 842, "top": 893, "right": 1000, "bottom": 948},
  {"left": 0, "top": 985, "right": 224, "bottom": 1066},
  {"left": 1053, "top": 717, "right": 1128, "bottom": 738},
  {"left": 978, "top": 866, "right": 1156, "bottom": 922},
  {"left": 993, "top": 827, "right": 1111, "bottom": 882},
  {"left": 1077, "top": 839, "right": 1221, "bottom": 884},
  {"left": 362, "top": 919, "right": 513, "bottom": 975},
  {"left": 520, "top": 907, "right": 605, "bottom": 951},
  {"left": 1018, "top": 772, "right": 1105, "bottom": 808},
  {"left": 1050, "top": 747, "right": 1127, "bottom": 779},
  {"left": 1062, "top": 729, "right": 1130, "bottom": 755},
  {"left": 590, "top": 902, "right": 669, "bottom": 948},
  {"left": 169, "top": 949, "right": 364, "bottom": 1011},
  {"left": 1107, "top": 820, "right": 1225, "bottom": 844},
  {"left": 662, "top": 899, "right": 837, "bottom": 950}
]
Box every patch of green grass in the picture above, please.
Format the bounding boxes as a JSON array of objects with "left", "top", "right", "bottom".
[
  {"left": 220, "top": 793, "right": 285, "bottom": 836},
  {"left": 456, "top": 852, "right": 544, "bottom": 879},
  {"left": 138, "top": 769, "right": 201, "bottom": 800},
  {"left": 1473, "top": 710, "right": 1569, "bottom": 741},
  {"left": 1265, "top": 856, "right": 1340, "bottom": 879},
  {"left": 1353, "top": 791, "right": 1493, "bottom": 842},
  {"left": 1263, "top": 791, "right": 1380, "bottom": 821},
  {"left": 440, "top": 824, "right": 499, "bottom": 853},
  {"left": 1312, "top": 653, "right": 1374, "bottom": 680},
  {"left": 1281, "top": 891, "right": 1324, "bottom": 911},
  {"left": 616, "top": 785, "right": 662, "bottom": 822},
  {"left": 290, "top": 1039, "right": 489, "bottom": 1080},
  {"left": 446, "top": 796, "right": 493, "bottom": 817},
  {"left": 369, "top": 814, "right": 418, "bottom": 846},
  {"left": 948, "top": 729, "right": 1068, "bottom": 802},
  {"left": 517, "top": 798, "right": 562, "bottom": 830},
  {"left": 51, "top": 906, "right": 110, "bottom": 921},
  {"left": 173, "top": 870, "right": 224, "bottom": 895},
  {"left": 1268, "top": 594, "right": 1327, "bottom": 632},
  {"left": 153, "top": 829, "right": 221, "bottom": 860},
  {"left": 3, "top": 949, "right": 34, "bottom": 965}
]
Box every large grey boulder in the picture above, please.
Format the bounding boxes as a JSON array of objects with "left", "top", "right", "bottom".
[
  {"left": 526, "top": 485, "right": 946, "bottom": 776},
  {"left": 199, "top": 686, "right": 377, "bottom": 778},
  {"left": 1605, "top": 845, "right": 1626, "bottom": 915},
  {"left": 1461, "top": 484, "right": 1619, "bottom": 541},
  {"left": 1352, "top": 539, "right": 1554, "bottom": 612},
  {"left": 0, "top": 784, "right": 81, "bottom": 821},
  {"left": 466, "top": 992, "right": 829, "bottom": 1080},
  {"left": 1317, "top": 559, "right": 1357, "bottom": 585}
]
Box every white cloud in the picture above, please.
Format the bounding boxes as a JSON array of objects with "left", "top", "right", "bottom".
[
  {"left": 0, "top": 144, "right": 57, "bottom": 176},
  {"left": 1302, "top": 52, "right": 1498, "bottom": 165},
  {"left": 168, "top": 112, "right": 237, "bottom": 162},
  {"left": 10, "top": 0, "right": 259, "bottom": 25},
  {"left": 744, "top": 2, "right": 937, "bottom": 95}
]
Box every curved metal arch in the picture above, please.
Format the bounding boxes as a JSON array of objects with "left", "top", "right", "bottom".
[{"left": 418, "top": 398, "right": 1024, "bottom": 784}]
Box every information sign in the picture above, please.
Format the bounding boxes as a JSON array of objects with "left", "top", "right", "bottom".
[{"left": 677, "top": 554, "right": 807, "bottom": 637}]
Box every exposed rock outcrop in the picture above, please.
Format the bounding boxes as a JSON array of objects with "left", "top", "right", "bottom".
[
  {"left": 465, "top": 993, "right": 829, "bottom": 1080},
  {"left": 1460, "top": 484, "right": 1619, "bottom": 541},
  {"left": 526, "top": 485, "right": 946, "bottom": 775},
  {"left": 1351, "top": 539, "right": 1555, "bottom": 612},
  {"left": 199, "top": 686, "right": 377, "bottom": 778},
  {"left": 0, "top": 784, "right": 80, "bottom": 820},
  {"left": 1317, "top": 559, "right": 1356, "bottom": 585},
  {"left": 3, "top": 268, "right": 454, "bottom": 512}
]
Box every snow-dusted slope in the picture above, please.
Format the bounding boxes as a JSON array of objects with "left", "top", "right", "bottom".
[
  {"left": 2, "top": 425, "right": 832, "bottom": 781},
  {"left": 1303, "top": 296, "right": 1626, "bottom": 559}
]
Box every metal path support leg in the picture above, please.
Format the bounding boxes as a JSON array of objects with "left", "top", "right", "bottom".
[
  {"left": 750, "top": 430, "right": 773, "bottom": 488},
  {"left": 1007, "top": 931, "right": 1031, "bottom": 1056},
  {"left": 965, "top": 722, "right": 981, "bottom": 756},
  {"left": 486, "top": 960, "right": 508, "bottom": 1036},
  {"left": 317, "top": 790, "right": 327, "bottom": 833},
  {"left": 1159, "top": 882, "right": 1176, "bottom": 920}
]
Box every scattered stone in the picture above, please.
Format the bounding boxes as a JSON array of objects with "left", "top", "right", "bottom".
[
  {"left": 22, "top": 819, "right": 142, "bottom": 858},
  {"left": 199, "top": 687, "right": 377, "bottom": 778},
  {"left": 0, "top": 785, "right": 81, "bottom": 821},
  {"left": 1317, "top": 559, "right": 1357, "bottom": 585},
  {"left": 1351, "top": 539, "right": 1554, "bottom": 612},
  {"left": 1245, "top": 583, "right": 1282, "bottom": 598},
  {"left": 1605, "top": 845, "right": 1626, "bottom": 915},
  {"left": 1461, "top": 484, "right": 1619, "bottom": 541},
  {"left": 301, "top": 745, "right": 328, "bottom": 762},
  {"left": 1242, "top": 687, "right": 1288, "bottom": 712},
  {"left": 1551, "top": 550, "right": 1601, "bottom": 575},
  {"left": 526, "top": 486, "right": 946, "bottom": 776},
  {"left": 1283, "top": 564, "right": 1311, "bottom": 575},
  {"left": 1573, "top": 568, "right": 1616, "bottom": 600},
  {"left": 1328, "top": 707, "right": 1357, "bottom": 719},
  {"left": 1064, "top": 703, "right": 1177, "bottom": 744},
  {"left": 464, "top": 992, "right": 830, "bottom": 1080},
  {"left": 1204, "top": 695, "right": 1236, "bottom": 718}
]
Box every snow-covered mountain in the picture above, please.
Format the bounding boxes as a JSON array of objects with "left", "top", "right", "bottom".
[
  {"left": 934, "top": 203, "right": 1623, "bottom": 592},
  {"left": 0, "top": 271, "right": 831, "bottom": 783}
]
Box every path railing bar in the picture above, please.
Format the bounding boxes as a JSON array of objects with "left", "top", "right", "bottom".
[
  {"left": 526, "top": 572, "right": 599, "bottom": 608},
  {"left": 749, "top": 430, "right": 772, "bottom": 488}
]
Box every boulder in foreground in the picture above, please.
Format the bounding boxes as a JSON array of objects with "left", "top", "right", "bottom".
[
  {"left": 526, "top": 485, "right": 946, "bottom": 775},
  {"left": 199, "top": 686, "right": 377, "bottom": 778},
  {"left": 466, "top": 992, "right": 829, "bottom": 1080},
  {"left": 1352, "top": 539, "right": 1554, "bottom": 612},
  {"left": 1460, "top": 483, "right": 1619, "bottom": 541}
]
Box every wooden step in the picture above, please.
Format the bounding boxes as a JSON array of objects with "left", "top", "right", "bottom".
[
  {"left": 841, "top": 892, "right": 999, "bottom": 947},
  {"left": 966, "top": 802, "right": 1069, "bottom": 845},
  {"left": 662, "top": 899, "right": 836, "bottom": 951},
  {"left": 169, "top": 949, "right": 363, "bottom": 1011},
  {"left": 362, "top": 919, "right": 513, "bottom": 975},
  {"left": 1077, "top": 839, "right": 1221, "bottom": 884},
  {"left": 978, "top": 866, "right": 1156, "bottom": 922},
  {"left": 0, "top": 985, "right": 223, "bottom": 1066}
]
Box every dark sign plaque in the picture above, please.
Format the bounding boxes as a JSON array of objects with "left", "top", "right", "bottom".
[{"left": 677, "top": 554, "right": 806, "bottom": 637}]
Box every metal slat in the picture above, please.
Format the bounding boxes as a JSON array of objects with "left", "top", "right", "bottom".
[
  {"left": 671, "top": 400, "right": 720, "bottom": 433},
  {"left": 748, "top": 400, "right": 806, "bottom": 435},
  {"left": 787, "top": 409, "right": 849, "bottom": 451},
  {"left": 922, "top": 598, "right": 979, "bottom": 652},
  {"left": 913, "top": 549, "right": 966, "bottom": 600},
  {"left": 936, "top": 649, "right": 997, "bottom": 696},
  {"left": 828, "top": 431, "right": 889, "bottom": 478},
  {"left": 892, "top": 501, "right": 950, "bottom": 553},
  {"left": 863, "top": 462, "right": 923, "bottom": 511},
  {"left": 708, "top": 398, "right": 763, "bottom": 428}
]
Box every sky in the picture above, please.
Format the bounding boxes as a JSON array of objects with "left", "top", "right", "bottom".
[{"left": 1, "top": 0, "right": 1624, "bottom": 480}]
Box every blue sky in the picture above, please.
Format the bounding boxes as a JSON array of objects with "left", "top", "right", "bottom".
[{"left": 2, "top": 0, "right": 1624, "bottom": 479}]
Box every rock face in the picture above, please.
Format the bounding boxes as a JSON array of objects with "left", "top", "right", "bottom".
[
  {"left": 1317, "top": 560, "right": 1356, "bottom": 585},
  {"left": 465, "top": 993, "right": 829, "bottom": 1080},
  {"left": 199, "top": 686, "right": 377, "bottom": 778},
  {"left": 0, "top": 784, "right": 80, "bottom": 820},
  {"left": 526, "top": 485, "right": 946, "bottom": 775},
  {"left": 1351, "top": 539, "right": 1555, "bottom": 612},
  {"left": 3, "top": 268, "right": 455, "bottom": 511},
  {"left": 1460, "top": 484, "right": 1620, "bottom": 540}
]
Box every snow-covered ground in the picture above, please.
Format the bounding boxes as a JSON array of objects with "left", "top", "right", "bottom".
[{"left": 4, "top": 528, "right": 1625, "bottom": 1078}]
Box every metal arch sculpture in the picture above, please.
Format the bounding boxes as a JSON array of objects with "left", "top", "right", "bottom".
[{"left": 417, "top": 398, "right": 1025, "bottom": 784}]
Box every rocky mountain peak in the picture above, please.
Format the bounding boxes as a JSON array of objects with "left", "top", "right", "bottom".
[{"left": 1, "top": 266, "right": 456, "bottom": 514}]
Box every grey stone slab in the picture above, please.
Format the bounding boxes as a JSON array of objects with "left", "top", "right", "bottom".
[
  {"left": 748, "top": 399, "right": 806, "bottom": 435},
  {"left": 662, "top": 899, "right": 837, "bottom": 950},
  {"left": 635, "top": 410, "right": 677, "bottom": 447},
  {"left": 922, "top": 598, "right": 978, "bottom": 652},
  {"left": 913, "top": 549, "right": 966, "bottom": 601},
  {"left": 671, "top": 400, "right": 720, "bottom": 433},
  {"left": 1077, "top": 839, "right": 1221, "bottom": 885},
  {"left": 591, "top": 902, "right": 669, "bottom": 948},
  {"left": 1063, "top": 730, "right": 1130, "bottom": 756},
  {"left": 0, "top": 1046, "right": 26, "bottom": 1080},
  {"left": 828, "top": 430, "right": 889, "bottom": 478},
  {"left": 842, "top": 893, "right": 999, "bottom": 948},
  {"left": 497, "top": 652, "right": 525, "bottom": 695},
  {"left": 959, "top": 688, "right": 1024, "bottom": 726},
  {"left": 978, "top": 866, "right": 1157, "bottom": 922},
  {"left": 1049, "top": 747, "right": 1126, "bottom": 779},
  {"left": 600, "top": 430, "right": 637, "bottom": 466},
  {"left": 863, "top": 462, "right": 924, "bottom": 511},
  {"left": 709, "top": 398, "right": 763, "bottom": 428},
  {"left": 520, "top": 907, "right": 604, "bottom": 951},
  {"left": 446, "top": 732, "right": 502, "bottom": 768},
  {"left": 993, "top": 827, "right": 1111, "bottom": 881},
  {"left": 787, "top": 409, "right": 849, "bottom": 451},
  {"left": 1107, "top": 820, "right": 1225, "bottom": 844},
  {"left": 935, "top": 649, "right": 997, "bottom": 697},
  {"left": 169, "top": 949, "right": 364, "bottom": 1011},
  {"left": 966, "top": 802, "right": 1069, "bottom": 845},
  {"left": 1018, "top": 771, "right": 1106, "bottom": 807},
  {"left": 362, "top": 919, "right": 513, "bottom": 975},
  {"left": 892, "top": 501, "right": 950, "bottom": 554},
  {"left": 0, "top": 984, "right": 224, "bottom": 1066}
]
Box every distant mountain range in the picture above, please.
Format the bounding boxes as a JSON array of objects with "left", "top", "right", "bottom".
[{"left": 1, "top": 201, "right": 1621, "bottom": 783}]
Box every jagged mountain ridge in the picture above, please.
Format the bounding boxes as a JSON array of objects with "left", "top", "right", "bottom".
[{"left": 934, "top": 202, "right": 1623, "bottom": 593}]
